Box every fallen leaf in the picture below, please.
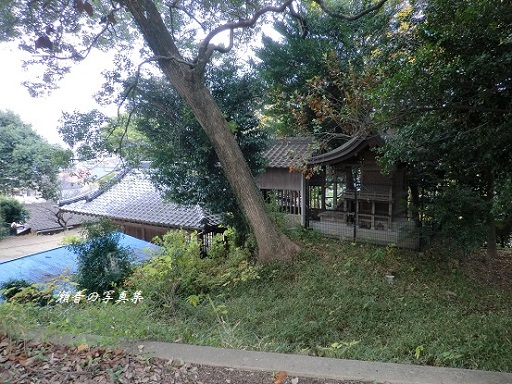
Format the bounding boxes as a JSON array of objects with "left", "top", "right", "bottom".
[
  {"left": 274, "top": 370, "right": 287, "bottom": 384},
  {"left": 107, "top": 13, "right": 117, "bottom": 24},
  {"left": 75, "top": 0, "right": 84, "bottom": 12},
  {"left": 77, "top": 343, "right": 89, "bottom": 352}
]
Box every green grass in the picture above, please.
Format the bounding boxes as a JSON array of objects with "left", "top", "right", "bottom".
[{"left": 1, "top": 229, "right": 511, "bottom": 372}]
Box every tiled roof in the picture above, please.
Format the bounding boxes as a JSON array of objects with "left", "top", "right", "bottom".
[
  {"left": 308, "top": 135, "right": 384, "bottom": 166},
  {"left": 25, "top": 202, "right": 89, "bottom": 233},
  {"left": 59, "top": 171, "right": 221, "bottom": 230},
  {"left": 263, "top": 137, "right": 314, "bottom": 168}
]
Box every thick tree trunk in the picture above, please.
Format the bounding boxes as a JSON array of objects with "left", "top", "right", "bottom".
[
  {"left": 123, "top": 0, "right": 300, "bottom": 261},
  {"left": 182, "top": 85, "right": 300, "bottom": 261}
]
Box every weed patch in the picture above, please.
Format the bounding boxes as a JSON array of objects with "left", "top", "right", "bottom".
[{"left": 1, "top": 235, "right": 511, "bottom": 372}]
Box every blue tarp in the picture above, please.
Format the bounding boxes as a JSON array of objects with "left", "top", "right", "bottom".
[{"left": 0, "top": 233, "right": 161, "bottom": 290}]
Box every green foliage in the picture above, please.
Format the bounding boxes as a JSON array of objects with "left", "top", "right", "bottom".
[
  {"left": 0, "top": 299, "right": 175, "bottom": 345},
  {"left": 58, "top": 110, "right": 112, "bottom": 160},
  {"left": 0, "top": 196, "right": 29, "bottom": 238},
  {"left": 0, "top": 279, "right": 31, "bottom": 301},
  {"left": 374, "top": 0, "right": 512, "bottom": 253},
  {"left": 424, "top": 185, "right": 489, "bottom": 253},
  {"left": 367, "top": 243, "right": 398, "bottom": 263},
  {"left": 0, "top": 196, "right": 29, "bottom": 224},
  {"left": 0, "top": 110, "right": 71, "bottom": 200},
  {"left": 127, "top": 229, "right": 259, "bottom": 312},
  {"left": 2, "top": 236, "right": 512, "bottom": 371},
  {"left": 60, "top": 60, "right": 268, "bottom": 243},
  {"left": 0, "top": 279, "right": 55, "bottom": 307},
  {"left": 67, "top": 220, "right": 134, "bottom": 295},
  {"left": 134, "top": 61, "right": 268, "bottom": 242},
  {"left": 256, "top": 1, "right": 397, "bottom": 137}
]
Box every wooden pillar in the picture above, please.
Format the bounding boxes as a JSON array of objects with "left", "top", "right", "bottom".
[{"left": 301, "top": 174, "right": 308, "bottom": 227}]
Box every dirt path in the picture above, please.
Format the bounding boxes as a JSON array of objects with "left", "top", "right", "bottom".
[{"left": 0, "top": 229, "right": 80, "bottom": 262}]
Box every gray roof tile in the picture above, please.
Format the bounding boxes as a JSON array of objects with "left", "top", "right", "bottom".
[
  {"left": 59, "top": 171, "right": 221, "bottom": 230},
  {"left": 263, "top": 137, "right": 313, "bottom": 168},
  {"left": 25, "top": 202, "right": 89, "bottom": 232}
]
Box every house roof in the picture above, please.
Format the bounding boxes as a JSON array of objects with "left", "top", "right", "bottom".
[
  {"left": 307, "top": 135, "right": 384, "bottom": 166},
  {"left": 263, "top": 137, "right": 314, "bottom": 168},
  {"left": 25, "top": 202, "right": 89, "bottom": 233},
  {"left": 59, "top": 170, "right": 221, "bottom": 231},
  {"left": 0, "top": 233, "right": 160, "bottom": 294}
]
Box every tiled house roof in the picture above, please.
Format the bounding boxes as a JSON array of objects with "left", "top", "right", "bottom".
[
  {"left": 25, "top": 202, "right": 89, "bottom": 233},
  {"left": 59, "top": 171, "right": 221, "bottom": 231},
  {"left": 263, "top": 137, "right": 314, "bottom": 168}
]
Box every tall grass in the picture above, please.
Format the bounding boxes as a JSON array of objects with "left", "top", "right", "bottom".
[{"left": 1, "top": 229, "right": 511, "bottom": 372}]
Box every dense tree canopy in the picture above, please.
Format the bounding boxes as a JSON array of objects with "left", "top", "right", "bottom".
[
  {"left": 256, "top": 0, "right": 512, "bottom": 253},
  {"left": 256, "top": 0, "right": 396, "bottom": 144},
  {"left": 132, "top": 62, "right": 268, "bottom": 239},
  {"left": 0, "top": 0, "right": 388, "bottom": 261},
  {"left": 3, "top": 0, "right": 510, "bottom": 258},
  {"left": 374, "top": 0, "right": 512, "bottom": 255},
  {"left": 0, "top": 196, "right": 29, "bottom": 238},
  {"left": 0, "top": 111, "right": 72, "bottom": 200},
  {"left": 59, "top": 61, "right": 268, "bottom": 241}
]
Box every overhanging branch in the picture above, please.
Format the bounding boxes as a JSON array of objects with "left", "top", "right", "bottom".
[
  {"left": 194, "top": 0, "right": 294, "bottom": 70},
  {"left": 314, "top": 0, "right": 388, "bottom": 21},
  {"left": 412, "top": 104, "right": 510, "bottom": 114},
  {"left": 193, "top": 0, "right": 389, "bottom": 70}
]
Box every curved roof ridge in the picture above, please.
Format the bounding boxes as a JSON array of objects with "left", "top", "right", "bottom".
[
  {"left": 59, "top": 168, "right": 130, "bottom": 206},
  {"left": 307, "top": 135, "right": 383, "bottom": 166}
]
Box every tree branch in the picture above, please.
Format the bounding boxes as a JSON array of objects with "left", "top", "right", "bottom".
[
  {"left": 194, "top": 0, "right": 294, "bottom": 71},
  {"left": 314, "top": 0, "right": 389, "bottom": 21},
  {"left": 168, "top": 0, "right": 208, "bottom": 31},
  {"left": 288, "top": 2, "right": 308, "bottom": 38},
  {"left": 412, "top": 103, "right": 510, "bottom": 114},
  {"left": 193, "top": 0, "right": 388, "bottom": 70}
]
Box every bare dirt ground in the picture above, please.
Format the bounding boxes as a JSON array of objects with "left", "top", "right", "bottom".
[
  {"left": 0, "top": 229, "right": 80, "bottom": 262},
  {"left": 0, "top": 333, "right": 374, "bottom": 384},
  {"left": 461, "top": 248, "right": 512, "bottom": 291}
]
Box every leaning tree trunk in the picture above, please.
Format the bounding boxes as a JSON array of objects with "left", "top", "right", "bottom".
[
  {"left": 124, "top": 0, "right": 300, "bottom": 261},
  {"left": 182, "top": 84, "right": 300, "bottom": 261}
]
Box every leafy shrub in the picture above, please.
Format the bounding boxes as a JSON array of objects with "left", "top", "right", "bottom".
[
  {"left": 67, "top": 220, "right": 133, "bottom": 295},
  {"left": 126, "top": 228, "right": 259, "bottom": 311},
  {"left": 0, "top": 279, "right": 31, "bottom": 300},
  {"left": 0, "top": 279, "right": 55, "bottom": 306},
  {"left": 0, "top": 196, "right": 29, "bottom": 237},
  {"left": 0, "top": 197, "right": 29, "bottom": 224}
]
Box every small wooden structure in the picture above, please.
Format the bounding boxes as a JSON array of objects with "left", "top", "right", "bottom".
[
  {"left": 256, "top": 137, "right": 313, "bottom": 226},
  {"left": 303, "top": 135, "right": 418, "bottom": 249}
]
